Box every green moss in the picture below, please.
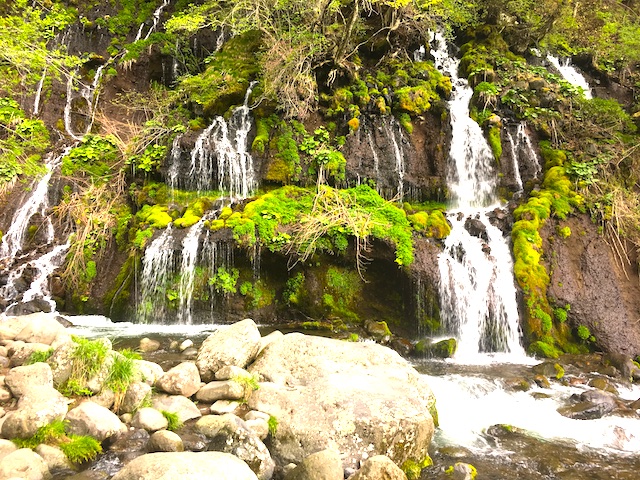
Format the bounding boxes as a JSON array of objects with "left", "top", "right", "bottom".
[
  {"left": 284, "top": 272, "right": 305, "bottom": 306},
  {"left": 557, "top": 226, "right": 571, "bottom": 238},
  {"left": 487, "top": 125, "right": 502, "bottom": 161},
  {"left": 528, "top": 341, "right": 562, "bottom": 358},
  {"left": 323, "top": 266, "right": 361, "bottom": 321},
  {"left": 554, "top": 363, "right": 565, "bottom": 379},
  {"left": 408, "top": 210, "right": 451, "bottom": 239},
  {"left": 239, "top": 280, "right": 275, "bottom": 309},
  {"left": 577, "top": 325, "right": 591, "bottom": 341},
  {"left": 252, "top": 117, "right": 270, "bottom": 154},
  {"left": 136, "top": 205, "right": 172, "bottom": 229}
]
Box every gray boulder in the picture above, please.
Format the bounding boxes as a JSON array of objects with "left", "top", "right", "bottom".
[
  {"left": 5, "top": 362, "right": 53, "bottom": 397},
  {"left": 35, "top": 444, "right": 75, "bottom": 475},
  {"left": 349, "top": 456, "right": 408, "bottom": 480},
  {"left": 1, "top": 386, "right": 68, "bottom": 438},
  {"left": 248, "top": 333, "right": 436, "bottom": 470},
  {"left": 110, "top": 451, "right": 259, "bottom": 480},
  {"left": 196, "top": 413, "right": 275, "bottom": 480},
  {"left": 156, "top": 362, "right": 201, "bottom": 397},
  {"left": 65, "top": 401, "right": 126, "bottom": 441},
  {"left": 133, "top": 360, "right": 165, "bottom": 386},
  {"left": 284, "top": 449, "right": 343, "bottom": 480},
  {"left": 0, "top": 447, "right": 51, "bottom": 480},
  {"left": 0, "top": 316, "right": 31, "bottom": 341},
  {"left": 196, "top": 319, "right": 261, "bottom": 382}
]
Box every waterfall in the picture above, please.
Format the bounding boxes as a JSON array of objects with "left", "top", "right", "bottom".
[
  {"left": 0, "top": 152, "right": 63, "bottom": 260},
  {"left": 183, "top": 81, "right": 257, "bottom": 199},
  {"left": 176, "top": 218, "right": 208, "bottom": 324},
  {"left": 33, "top": 65, "right": 47, "bottom": 116},
  {"left": 505, "top": 122, "right": 542, "bottom": 193},
  {"left": 134, "top": 0, "right": 171, "bottom": 41},
  {"left": 381, "top": 117, "right": 406, "bottom": 201},
  {"left": 431, "top": 32, "right": 524, "bottom": 359},
  {"left": 138, "top": 226, "right": 176, "bottom": 323},
  {"left": 0, "top": 149, "right": 72, "bottom": 314},
  {"left": 546, "top": 55, "right": 593, "bottom": 99},
  {"left": 63, "top": 66, "right": 104, "bottom": 140}
]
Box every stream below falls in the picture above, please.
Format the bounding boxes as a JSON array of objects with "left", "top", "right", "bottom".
[{"left": 67, "top": 317, "right": 640, "bottom": 479}]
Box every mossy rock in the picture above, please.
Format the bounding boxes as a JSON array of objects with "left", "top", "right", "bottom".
[
  {"left": 136, "top": 205, "right": 172, "bottom": 229},
  {"left": 415, "top": 338, "right": 457, "bottom": 358}
]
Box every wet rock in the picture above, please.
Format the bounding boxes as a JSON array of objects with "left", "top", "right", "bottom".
[
  {"left": 464, "top": 216, "right": 488, "bottom": 241},
  {"left": 588, "top": 377, "right": 619, "bottom": 394},
  {"left": 364, "top": 320, "right": 392, "bottom": 343},
  {"left": 504, "top": 377, "right": 530, "bottom": 391},
  {"left": 1, "top": 385, "right": 68, "bottom": 438},
  {"left": 131, "top": 407, "right": 169, "bottom": 432},
  {"left": 107, "top": 428, "right": 150, "bottom": 453},
  {"left": 196, "top": 380, "right": 245, "bottom": 402},
  {"left": 5, "top": 362, "right": 53, "bottom": 397},
  {"left": 533, "top": 375, "right": 550, "bottom": 388},
  {"left": 0, "top": 447, "right": 51, "bottom": 480},
  {"left": 139, "top": 338, "right": 161, "bottom": 353},
  {"left": 415, "top": 338, "right": 457, "bottom": 359},
  {"left": 196, "top": 413, "right": 275, "bottom": 480},
  {"left": 110, "top": 451, "right": 259, "bottom": 480},
  {"left": 284, "top": 449, "right": 342, "bottom": 480},
  {"left": 558, "top": 389, "right": 618, "bottom": 420},
  {"left": 179, "top": 339, "right": 193, "bottom": 351},
  {"left": 156, "top": 362, "right": 201, "bottom": 397},
  {"left": 196, "top": 319, "right": 261, "bottom": 382},
  {"left": 152, "top": 394, "right": 201, "bottom": 423},
  {"left": 247, "top": 333, "right": 436, "bottom": 470},
  {"left": 349, "top": 455, "right": 407, "bottom": 480},
  {"left": 449, "top": 462, "right": 477, "bottom": 480},
  {"left": 66, "top": 401, "right": 126, "bottom": 441},
  {"left": 148, "top": 430, "right": 184, "bottom": 453},
  {"left": 389, "top": 337, "right": 413, "bottom": 357}
]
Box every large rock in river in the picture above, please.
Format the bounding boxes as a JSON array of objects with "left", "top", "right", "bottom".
[
  {"left": 110, "top": 451, "right": 258, "bottom": 480},
  {"left": 247, "top": 333, "right": 436, "bottom": 470}
]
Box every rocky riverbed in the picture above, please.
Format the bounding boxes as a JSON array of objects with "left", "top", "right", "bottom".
[{"left": 0, "top": 312, "right": 438, "bottom": 480}]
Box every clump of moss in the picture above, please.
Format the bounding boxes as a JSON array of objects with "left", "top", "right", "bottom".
[{"left": 136, "top": 204, "right": 172, "bottom": 229}]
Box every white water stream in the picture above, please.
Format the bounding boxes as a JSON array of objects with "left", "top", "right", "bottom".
[
  {"left": 546, "top": 55, "right": 593, "bottom": 99},
  {"left": 430, "top": 32, "right": 524, "bottom": 359},
  {"left": 64, "top": 66, "right": 104, "bottom": 140},
  {"left": 505, "top": 122, "right": 542, "bottom": 193}
]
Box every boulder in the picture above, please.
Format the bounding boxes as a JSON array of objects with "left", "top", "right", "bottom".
[
  {"left": 65, "top": 401, "right": 126, "bottom": 441},
  {"left": 48, "top": 342, "right": 75, "bottom": 385},
  {"left": 258, "top": 331, "right": 284, "bottom": 356},
  {"left": 14, "top": 312, "right": 66, "bottom": 345},
  {"left": 0, "top": 316, "right": 31, "bottom": 341},
  {"left": 152, "top": 394, "right": 202, "bottom": 423},
  {"left": 148, "top": 430, "right": 184, "bottom": 452},
  {"left": 0, "top": 385, "right": 12, "bottom": 402},
  {"left": 0, "top": 447, "right": 51, "bottom": 480},
  {"left": 196, "top": 380, "right": 245, "bottom": 402},
  {"left": 131, "top": 407, "right": 169, "bottom": 432},
  {"left": 195, "top": 414, "right": 275, "bottom": 480},
  {"left": 284, "top": 449, "right": 343, "bottom": 480},
  {"left": 133, "top": 360, "right": 165, "bottom": 386},
  {"left": 8, "top": 342, "right": 52, "bottom": 367},
  {"left": 156, "top": 362, "right": 201, "bottom": 397},
  {"left": 110, "top": 451, "right": 259, "bottom": 480},
  {"left": 349, "top": 455, "right": 408, "bottom": 480},
  {"left": 196, "top": 319, "right": 261, "bottom": 382},
  {"left": 121, "top": 382, "right": 153, "bottom": 414},
  {"left": 35, "top": 444, "right": 75, "bottom": 475},
  {"left": 247, "top": 333, "right": 436, "bottom": 470},
  {"left": 210, "top": 400, "right": 242, "bottom": 415},
  {"left": 1, "top": 386, "right": 68, "bottom": 438},
  {"left": 5, "top": 362, "right": 53, "bottom": 397},
  {"left": 215, "top": 365, "right": 251, "bottom": 381},
  {"left": 0, "top": 438, "right": 18, "bottom": 461}
]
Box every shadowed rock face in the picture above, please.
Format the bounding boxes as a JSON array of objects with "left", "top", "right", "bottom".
[
  {"left": 247, "top": 333, "right": 436, "bottom": 470},
  {"left": 543, "top": 215, "right": 640, "bottom": 357}
]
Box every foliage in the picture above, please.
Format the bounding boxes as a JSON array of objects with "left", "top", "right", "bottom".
[
  {"left": 161, "top": 410, "right": 183, "bottom": 431},
  {"left": 208, "top": 267, "right": 239, "bottom": 295},
  {"left": 25, "top": 348, "right": 54, "bottom": 365},
  {"left": 62, "top": 135, "right": 119, "bottom": 180},
  {"left": 58, "top": 336, "right": 109, "bottom": 397},
  {"left": 267, "top": 415, "right": 278, "bottom": 436},
  {"left": 12, "top": 419, "right": 102, "bottom": 464},
  {"left": 283, "top": 272, "right": 305, "bottom": 306}
]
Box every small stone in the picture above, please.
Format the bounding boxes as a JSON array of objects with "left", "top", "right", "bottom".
[
  {"left": 245, "top": 418, "right": 269, "bottom": 440},
  {"left": 120, "top": 382, "right": 152, "bottom": 414},
  {"left": 245, "top": 411, "right": 270, "bottom": 422},
  {"left": 156, "top": 362, "right": 201, "bottom": 397},
  {"left": 284, "top": 449, "right": 343, "bottom": 480},
  {"left": 133, "top": 360, "right": 164, "bottom": 386},
  {"left": 0, "top": 385, "right": 12, "bottom": 402},
  {"left": 152, "top": 394, "right": 202, "bottom": 424},
  {"left": 179, "top": 339, "right": 193, "bottom": 351},
  {"left": 139, "top": 338, "right": 161, "bottom": 353},
  {"left": 148, "top": 430, "right": 184, "bottom": 452},
  {"left": 210, "top": 400, "right": 242, "bottom": 415},
  {"left": 120, "top": 413, "right": 133, "bottom": 424},
  {"left": 66, "top": 401, "right": 126, "bottom": 441}
]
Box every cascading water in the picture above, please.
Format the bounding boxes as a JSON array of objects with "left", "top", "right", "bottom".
[
  {"left": 0, "top": 149, "right": 72, "bottom": 314},
  {"left": 176, "top": 216, "right": 209, "bottom": 324},
  {"left": 383, "top": 117, "right": 406, "bottom": 201},
  {"left": 33, "top": 65, "right": 48, "bottom": 116},
  {"left": 134, "top": 0, "right": 171, "bottom": 41},
  {"left": 177, "top": 81, "right": 257, "bottom": 199},
  {"left": 64, "top": 66, "right": 104, "bottom": 140},
  {"left": 431, "top": 32, "right": 524, "bottom": 359},
  {"left": 546, "top": 55, "right": 593, "bottom": 99},
  {"left": 505, "top": 122, "right": 542, "bottom": 193}
]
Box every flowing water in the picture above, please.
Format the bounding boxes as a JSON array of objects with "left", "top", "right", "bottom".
[
  {"left": 430, "top": 31, "right": 523, "bottom": 359},
  {"left": 546, "top": 55, "right": 593, "bottom": 100},
  {"left": 64, "top": 66, "right": 104, "bottom": 140}
]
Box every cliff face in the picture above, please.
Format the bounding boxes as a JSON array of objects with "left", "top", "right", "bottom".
[{"left": 0, "top": 0, "right": 639, "bottom": 359}]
